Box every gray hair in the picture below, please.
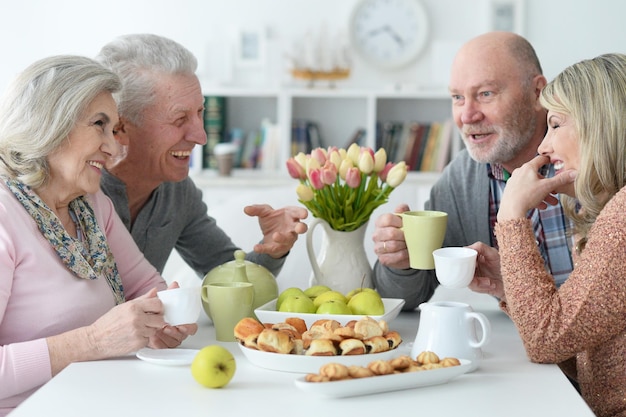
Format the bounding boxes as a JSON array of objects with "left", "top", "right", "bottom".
[
  {"left": 95, "top": 33, "right": 198, "bottom": 126},
  {"left": 0, "top": 55, "right": 121, "bottom": 188}
]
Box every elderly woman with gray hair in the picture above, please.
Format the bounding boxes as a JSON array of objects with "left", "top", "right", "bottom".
[{"left": 0, "top": 55, "right": 196, "bottom": 415}]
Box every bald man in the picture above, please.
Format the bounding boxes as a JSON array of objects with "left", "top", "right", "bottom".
[{"left": 371, "top": 31, "right": 574, "bottom": 310}]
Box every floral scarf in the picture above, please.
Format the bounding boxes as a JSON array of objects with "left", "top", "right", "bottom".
[{"left": 3, "top": 176, "right": 125, "bottom": 304}]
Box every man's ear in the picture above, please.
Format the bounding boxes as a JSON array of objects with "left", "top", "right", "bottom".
[{"left": 114, "top": 117, "right": 130, "bottom": 146}]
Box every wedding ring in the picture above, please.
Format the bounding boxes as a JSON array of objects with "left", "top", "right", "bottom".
[{"left": 383, "top": 241, "right": 387, "bottom": 253}]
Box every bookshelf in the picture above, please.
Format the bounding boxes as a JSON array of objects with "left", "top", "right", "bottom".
[{"left": 198, "top": 86, "right": 460, "bottom": 179}]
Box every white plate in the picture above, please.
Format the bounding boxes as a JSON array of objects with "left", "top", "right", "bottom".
[
  {"left": 135, "top": 348, "right": 199, "bottom": 366},
  {"left": 238, "top": 344, "right": 403, "bottom": 373},
  {"left": 294, "top": 359, "right": 472, "bottom": 398},
  {"left": 254, "top": 298, "right": 405, "bottom": 329}
]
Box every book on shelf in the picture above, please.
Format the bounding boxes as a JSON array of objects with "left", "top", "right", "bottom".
[
  {"left": 403, "top": 122, "right": 425, "bottom": 170},
  {"left": 419, "top": 122, "right": 441, "bottom": 171},
  {"left": 258, "top": 119, "right": 281, "bottom": 171},
  {"left": 433, "top": 119, "right": 455, "bottom": 172},
  {"left": 345, "top": 127, "right": 366, "bottom": 148},
  {"left": 202, "top": 95, "right": 227, "bottom": 169},
  {"left": 290, "top": 119, "right": 325, "bottom": 155},
  {"left": 377, "top": 120, "right": 457, "bottom": 172}
]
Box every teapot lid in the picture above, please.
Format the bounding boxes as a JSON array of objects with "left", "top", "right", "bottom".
[{"left": 202, "top": 249, "right": 275, "bottom": 284}]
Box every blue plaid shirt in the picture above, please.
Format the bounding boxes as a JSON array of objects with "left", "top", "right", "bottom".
[{"left": 488, "top": 163, "right": 573, "bottom": 287}]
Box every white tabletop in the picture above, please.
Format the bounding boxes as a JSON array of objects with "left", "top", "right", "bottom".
[{"left": 11, "top": 287, "right": 594, "bottom": 417}]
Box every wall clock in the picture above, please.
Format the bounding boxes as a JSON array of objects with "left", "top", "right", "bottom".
[{"left": 349, "top": 0, "right": 429, "bottom": 70}]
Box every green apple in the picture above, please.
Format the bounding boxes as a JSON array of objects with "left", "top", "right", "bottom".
[
  {"left": 303, "top": 285, "right": 332, "bottom": 300},
  {"left": 347, "top": 291, "right": 385, "bottom": 315},
  {"left": 316, "top": 300, "right": 353, "bottom": 315},
  {"left": 191, "top": 345, "right": 236, "bottom": 388},
  {"left": 278, "top": 295, "right": 316, "bottom": 313},
  {"left": 313, "top": 290, "right": 348, "bottom": 308},
  {"left": 276, "top": 287, "right": 306, "bottom": 310},
  {"left": 345, "top": 287, "right": 379, "bottom": 302}
]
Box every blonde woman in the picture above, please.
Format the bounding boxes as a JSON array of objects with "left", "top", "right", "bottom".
[{"left": 473, "top": 53, "right": 626, "bottom": 417}]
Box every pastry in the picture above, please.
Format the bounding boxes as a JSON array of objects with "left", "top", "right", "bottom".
[
  {"left": 271, "top": 322, "right": 301, "bottom": 339},
  {"left": 389, "top": 355, "right": 413, "bottom": 371},
  {"left": 310, "top": 319, "right": 341, "bottom": 332},
  {"left": 305, "top": 339, "right": 337, "bottom": 356},
  {"left": 256, "top": 328, "right": 294, "bottom": 354},
  {"left": 242, "top": 333, "right": 259, "bottom": 350},
  {"left": 416, "top": 350, "right": 440, "bottom": 364},
  {"left": 354, "top": 317, "right": 384, "bottom": 339},
  {"left": 347, "top": 365, "right": 375, "bottom": 378},
  {"left": 234, "top": 317, "right": 264, "bottom": 342},
  {"left": 384, "top": 330, "right": 402, "bottom": 349},
  {"left": 339, "top": 338, "right": 366, "bottom": 355},
  {"left": 304, "top": 373, "right": 330, "bottom": 383},
  {"left": 441, "top": 357, "right": 461, "bottom": 367},
  {"left": 363, "top": 335, "right": 390, "bottom": 353},
  {"left": 333, "top": 325, "right": 356, "bottom": 339},
  {"left": 368, "top": 359, "right": 394, "bottom": 375},
  {"left": 285, "top": 317, "right": 307, "bottom": 334},
  {"left": 319, "top": 363, "right": 350, "bottom": 380}
]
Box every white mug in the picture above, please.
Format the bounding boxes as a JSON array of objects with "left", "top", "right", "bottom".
[
  {"left": 433, "top": 247, "right": 477, "bottom": 288},
  {"left": 157, "top": 287, "right": 202, "bottom": 326},
  {"left": 411, "top": 301, "right": 491, "bottom": 372}
]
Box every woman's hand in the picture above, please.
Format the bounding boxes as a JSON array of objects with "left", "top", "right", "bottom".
[
  {"left": 245, "top": 204, "right": 308, "bottom": 258},
  {"left": 372, "top": 204, "right": 411, "bottom": 269},
  {"left": 467, "top": 242, "right": 506, "bottom": 300},
  {"left": 88, "top": 288, "right": 166, "bottom": 356},
  {"left": 498, "top": 155, "right": 576, "bottom": 222},
  {"left": 149, "top": 281, "right": 198, "bottom": 348}
]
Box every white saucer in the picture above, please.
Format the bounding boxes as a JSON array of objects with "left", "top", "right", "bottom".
[{"left": 135, "top": 348, "right": 199, "bottom": 366}]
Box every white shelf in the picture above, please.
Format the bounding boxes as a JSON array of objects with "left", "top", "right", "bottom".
[{"left": 201, "top": 85, "right": 457, "bottom": 176}]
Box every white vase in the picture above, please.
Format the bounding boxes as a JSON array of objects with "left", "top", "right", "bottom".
[{"left": 306, "top": 218, "right": 373, "bottom": 295}]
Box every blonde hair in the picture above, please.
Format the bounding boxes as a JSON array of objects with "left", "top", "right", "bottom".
[
  {"left": 540, "top": 53, "right": 626, "bottom": 238},
  {"left": 0, "top": 55, "right": 121, "bottom": 188}
]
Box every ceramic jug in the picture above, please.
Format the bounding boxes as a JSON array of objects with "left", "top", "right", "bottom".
[
  {"left": 201, "top": 249, "right": 278, "bottom": 320},
  {"left": 411, "top": 301, "right": 491, "bottom": 372},
  {"left": 306, "top": 218, "right": 373, "bottom": 295}
]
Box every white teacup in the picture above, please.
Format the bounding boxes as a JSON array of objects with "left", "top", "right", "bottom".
[
  {"left": 411, "top": 301, "right": 490, "bottom": 372},
  {"left": 157, "top": 287, "right": 202, "bottom": 326},
  {"left": 433, "top": 247, "right": 477, "bottom": 289}
]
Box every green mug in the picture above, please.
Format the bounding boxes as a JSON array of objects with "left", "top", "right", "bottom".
[
  {"left": 202, "top": 282, "right": 254, "bottom": 342},
  {"left": 395, "top": 210, "right": 448, "bottom": 270}
]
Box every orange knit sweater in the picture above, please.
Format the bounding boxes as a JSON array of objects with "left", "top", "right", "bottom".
[{"left": 496, "top": 186, "right": 626, "bottom": 417}]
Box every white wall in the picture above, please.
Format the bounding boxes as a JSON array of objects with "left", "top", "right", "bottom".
[{"left": 1, "top": 0, "right": 625, "bottom": 94}]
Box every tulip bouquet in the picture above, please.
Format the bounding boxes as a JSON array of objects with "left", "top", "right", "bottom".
[{"left": 286, "top": 143, "right": 408, "bottom": 232}]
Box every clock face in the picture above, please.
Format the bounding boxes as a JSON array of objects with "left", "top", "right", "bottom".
[{"left": 349, "top": 0, "right": 429, "bottom": 69}]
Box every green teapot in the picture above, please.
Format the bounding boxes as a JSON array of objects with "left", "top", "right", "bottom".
[{"left": 201, "top": 249, "right": 279, "bottom": 319}]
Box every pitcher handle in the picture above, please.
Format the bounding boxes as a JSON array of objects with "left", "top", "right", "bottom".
[
  {"left": 306, "top": 218, "right": 324, "bottom": 286},
  {"left": 467, "top": 312, "right": 491, "bottom": 348}
]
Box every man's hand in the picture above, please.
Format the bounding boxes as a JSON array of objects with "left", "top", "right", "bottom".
[
  {"left": 372, "top": 204, "right": 411, "bottom": 269},
  {"left": 244, "top": 204, "right": 308, "bottom": 258}
]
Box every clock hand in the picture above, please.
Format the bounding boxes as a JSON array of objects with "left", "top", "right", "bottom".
[
  {"left": 382, "top": 25, "right": 404, "bottom": 47},
  {"left": 367, "top": 26, "right": 385, "bottom": 37}
]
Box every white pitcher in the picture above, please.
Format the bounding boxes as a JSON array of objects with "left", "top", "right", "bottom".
[
  {"left": 306, "top": 218, "right": 373, "bottom": 295},
  {"left": 411, "top": 301, "right": 491, "bottom": 372}
]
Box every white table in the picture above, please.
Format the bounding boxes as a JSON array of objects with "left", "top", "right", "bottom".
[{"left": 11, "top": 288, "right": 594, "bottom": 417}]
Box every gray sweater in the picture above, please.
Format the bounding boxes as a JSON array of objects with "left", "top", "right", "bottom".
[
  {"left": 372, "top": 149, "right": 493, "bottom": 310},
  {"left": 101, "top": 171, "right": 285, "bottom": 278}
]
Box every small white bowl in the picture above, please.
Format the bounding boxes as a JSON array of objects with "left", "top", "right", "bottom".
[{"left": 254, "top": 298, "right": 405, "bottom": 329}]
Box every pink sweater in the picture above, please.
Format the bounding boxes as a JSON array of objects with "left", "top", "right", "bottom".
[
  {"left": 0, "top": 183, "right": 167, "bottom": 413},
  {"left": 496, "top": 186, "right": 626, "bottom": 417}
]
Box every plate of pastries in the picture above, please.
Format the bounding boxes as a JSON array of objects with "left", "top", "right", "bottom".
[
  {"left": 294, "top": 350, "right": 472, "bottom": 398},
  {"left": 234, "top": 316, "right": 403, "bottom": 373}
]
